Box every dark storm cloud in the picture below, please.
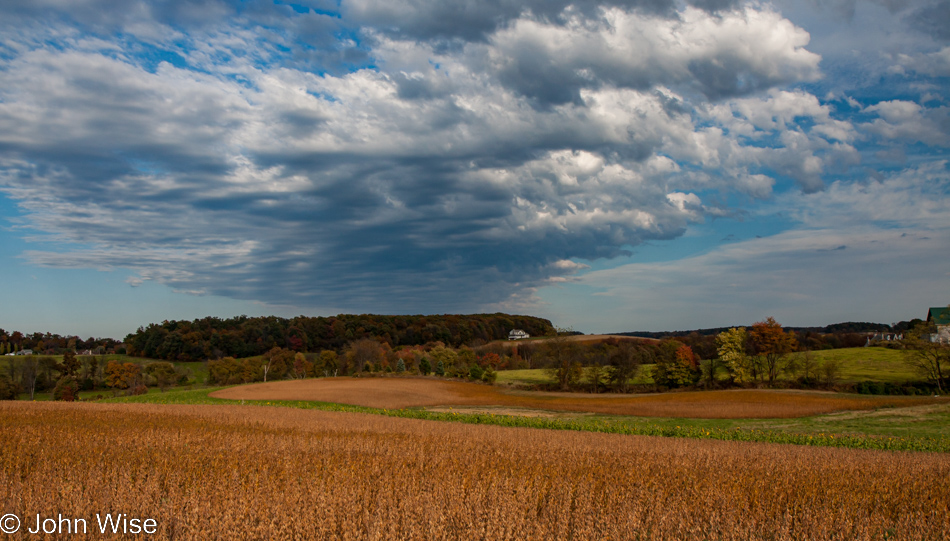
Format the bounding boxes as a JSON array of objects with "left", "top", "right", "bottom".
[
  {"left": 906, "top": 1, "right": 950, "bottom": 41},
  {"left": 2, "top": 0, "right": 921, "bottom": 313}
]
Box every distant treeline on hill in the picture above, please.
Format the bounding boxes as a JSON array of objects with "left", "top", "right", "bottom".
[
  {"left": 125, "top": 314, "right": 555, "bottom": 362},
  {"left": 615, "top": 320, "right": 919, "bottom": 339}
]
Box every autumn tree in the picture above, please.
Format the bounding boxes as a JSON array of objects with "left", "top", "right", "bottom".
[
  {"left": 429, "top": 346, "right": 459, "bottom": 377},
  {"left": 606, "top": 342, "right": 646, "bottom": 393},
  {"left": 345, "top": 339, "right": 383, "bottom": 373},
  {"left": 455, "top": 348, "right": 477, "bottom": 378},
  {"left": 38, "top": 356, "right": 60, "bottom": 390},
  {"left": 291, "top": 352, "right": 310, "bottom": 379},
  {"left": 652, "top": 340, "right": 698, "bottom": 388},
  {"left": 716, "top": 327, "right": 753, "bottom": 384},
  {"left": 540, "top": 328, "right": 584, "bottom": 390},
  {"left": 80, "top": 355, "right": 101, "bottom": 387},
  {"left": 584, "top": 364, "right": 605, "bottom": 393},
  {"left": 241, "top": 357, "right": 262, "bottom": 383},
  {"left": 789, "top": 351, "right": 821, "bottom": 385},
  {"left": 655, "top": 343, "right": 700, "bottom": 387},
  {"left": 262, "top": 347, "right": 293, "bottom": 382},
  {"left": 318, "top": 350, "right": 339, "bottom": 377},
  {"left": 478, "top": 352, "right": 502, "bottom": 369},
  {"left": 52, "top": 376, "right": 79, "bottom": 401},
  {"left": 821, "top": 355, "right": 843, "bottom": 387},
  {"left": 0, "top": 373, "right": 17, "bottom": 400},
  {"left": 208, "top": 357, "right": 241, "bottom": 385},
  {"left": 904, "top": 322, "right": 948, "bottom": 393},
  {"left": 145, "top": 362, "right": 178, "bottom": 391},
  {"left": 20, "top": 356, "right": 39, "bottom": 400},
  {"left": 105, "top": 361, "right": 143, "bottom": 392},
  {"left": 748, "top": 318, "right": 797, "bottom": 387}
]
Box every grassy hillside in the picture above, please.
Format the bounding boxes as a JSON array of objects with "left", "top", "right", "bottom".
[
  {"left": 497, "top": 347, "right": 917, "bottom": 387},
  {"left": 789, "top": 347, "right": 915, "bottom": 382}
]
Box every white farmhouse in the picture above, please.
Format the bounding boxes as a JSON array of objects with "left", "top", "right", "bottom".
[{"left": 508, "top": 329, "right": 530, "bottom": 340}]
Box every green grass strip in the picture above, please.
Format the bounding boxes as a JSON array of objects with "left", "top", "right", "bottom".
[{"left": 102, "top": 387, "right": 950, "bottom": 453}]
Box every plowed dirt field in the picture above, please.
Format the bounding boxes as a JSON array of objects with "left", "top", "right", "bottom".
[{"left": 210, "top": 377, "right": 936, "bottom": 418}]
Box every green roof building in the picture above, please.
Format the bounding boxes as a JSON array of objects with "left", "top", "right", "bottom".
[{"left": 927, "top": 306, "right": 950, "bottom": 343}]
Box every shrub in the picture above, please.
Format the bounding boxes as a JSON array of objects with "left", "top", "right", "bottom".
[
  {"left": 481, "top": 366, "right": 497, "bottom": 384},
  {"left": 0, "top": 376, "right": 18, "bottom": 400},
  {"left": 419, "top": 357, "right": 431, "bottom": 376},
  {"left": 53, "top": 377, "right": 79, "bottom": 401},
  {"left": 469, "top": 363, "right": 484, "bottom": 381}
]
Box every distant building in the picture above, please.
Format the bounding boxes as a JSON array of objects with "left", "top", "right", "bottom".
[
  {"left": 865, "top": 332, "right": 903, "bottom": 346},
  {"left": 508, "top": 329, "right": 530, "bottom": 341},
  {"left": 14, "top": 349, "right": 33, "bottom": 356},
  {"left": 927, "top": 307, "right": 950, "bottom": 344}
]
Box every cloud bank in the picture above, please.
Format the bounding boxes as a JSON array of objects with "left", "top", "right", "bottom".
[{"left": 0, "top": 0, "right": 947, "bottom": 320}]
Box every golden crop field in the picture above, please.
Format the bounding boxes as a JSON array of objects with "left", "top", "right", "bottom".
[
  {"left": 3, "top": 402, "right": 949, "bottom": 540},
  {"left": 211, "top": 377, "right": 940, "bottom": 418}
]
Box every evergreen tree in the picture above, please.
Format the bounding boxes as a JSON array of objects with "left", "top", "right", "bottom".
[
  {"left": 419, "top": 357, "right": 431, "bottom": 375},
  {"left": 61, "top": 350, "right": 80, "bottom": 377},
  {"left": 469, "top": 363, "right": 484, "bottom": 381},
  {"left": 435, "top": 360, "right": 445, "bottom": 376}
]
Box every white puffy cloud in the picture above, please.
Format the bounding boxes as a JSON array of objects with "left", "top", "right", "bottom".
[
  {"left": 485, "top": 6, "right": 820, "bottom": 104},
  {"left": 862, "top": 100, "right": 950, "bottom": 147}
]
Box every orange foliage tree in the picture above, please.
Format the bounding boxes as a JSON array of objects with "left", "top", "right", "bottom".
[
  {"left": 105, "top": 361, "right": 143, "bottom": 391},
  {"left": 748, "top": 317, "right": 797, "bottom": 387}
]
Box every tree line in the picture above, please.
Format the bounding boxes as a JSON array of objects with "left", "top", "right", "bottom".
[
  {"left": 517, "top": 318, "right": 947, "bottom": 394},
  {"left": 0, "top": 330, "right": 121, "bottom": 356},
  {"left": 0, "top": 353, "right": 190, "bottom": 401},
  {"left": 125, "top": 313, "right": 555, "bottom": 362}
]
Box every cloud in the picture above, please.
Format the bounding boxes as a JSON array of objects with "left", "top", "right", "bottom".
[
  {"left": 343, "top": 0, "right": 746, "bottom": 43},
  {"left": 905, "top": 1, "right": 950, "bottom": 41},
  {"left": 862, "top": 100, "right": 950, "bottom": 147},
  {"left": 484, "top": 6, "right": 820, "bottom": 105},
  {"left": 0, "top": 0, "right": 941, "bottom": 317},
  {"left": 572, "top": 161, "right": 950, "bottom": 329}
]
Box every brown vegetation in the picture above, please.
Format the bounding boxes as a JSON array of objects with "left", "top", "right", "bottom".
[
  {"left": 3, "top": 402, "right": 948, "bottom": 540},
  {"left": 210, "top": 378, "right": 940, "bottom": 418}
]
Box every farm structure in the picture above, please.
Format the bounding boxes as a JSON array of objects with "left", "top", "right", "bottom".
[
  {"left": 508, "top": 329, "right": 530, "bottom": 340},
  {"left": 928, "top": 306, "right": 950, "bottom": 344}
]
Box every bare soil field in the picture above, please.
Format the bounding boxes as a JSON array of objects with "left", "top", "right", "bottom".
[
  {"left": 210, "top": 377, "right": 938, "bottom": 418},
  {"left": 3, "top": 402, "right": 948, "bottom": 540}
]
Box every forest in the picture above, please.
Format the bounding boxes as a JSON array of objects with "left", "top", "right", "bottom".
[{"left": 124, "top": 313, "right": 554, "bottom": 362}]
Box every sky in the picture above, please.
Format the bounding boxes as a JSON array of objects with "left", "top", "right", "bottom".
[{"left": 0, "top": 0, "right": 948, "bottom": 339}]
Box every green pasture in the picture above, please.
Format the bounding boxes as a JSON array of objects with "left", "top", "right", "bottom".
[
  {"left": 497, "top": 347, "right": 918, "bottom": 387},
  {"left": 790, "top": 347, "right": 916, "bottom": 382},
  {"left": 497, "top": 366, "right": 657, "bottom": 386}
]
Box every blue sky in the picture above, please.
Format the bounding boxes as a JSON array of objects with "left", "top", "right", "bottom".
[{"left": 0, "top": 0, "right": 948, "bottom": 339}]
